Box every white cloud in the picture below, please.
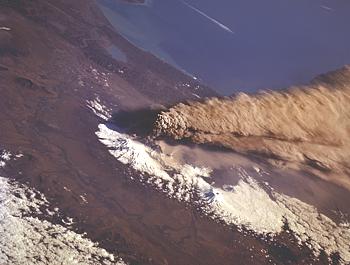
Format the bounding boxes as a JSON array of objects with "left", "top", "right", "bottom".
[
  {"left": 0, "top": 166, "right": 126, "bottom": 265},
  {"left": 96, "top": 124, "right": 350, "bottom": 264}
]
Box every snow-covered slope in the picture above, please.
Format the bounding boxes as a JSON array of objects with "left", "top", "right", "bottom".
[
  {"left": 0, "top": 151, "right": 126, "bottom": 265},
  {"left": 96, "top": 123, "right": 350, "bottom": 264}
]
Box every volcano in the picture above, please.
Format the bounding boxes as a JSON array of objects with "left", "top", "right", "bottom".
[{"left": 0, "top": 1, "right": 349, "bottom": 265}]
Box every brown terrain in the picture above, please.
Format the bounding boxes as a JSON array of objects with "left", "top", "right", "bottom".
[{"left": 0, "top": 0, "right": 343, "bottom": 264}]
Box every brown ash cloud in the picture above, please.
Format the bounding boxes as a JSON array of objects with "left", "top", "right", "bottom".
[{"left": 154, "top": 66, "right": 350, "bottom": 189}]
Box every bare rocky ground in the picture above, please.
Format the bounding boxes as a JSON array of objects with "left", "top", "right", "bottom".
[{"left": 0, "top": 0, "right": 345, "bottom": 264}]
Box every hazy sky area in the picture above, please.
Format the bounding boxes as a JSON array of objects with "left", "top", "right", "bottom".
[{"left": 98, "top": 0, "right": 350, "bottom": 95}]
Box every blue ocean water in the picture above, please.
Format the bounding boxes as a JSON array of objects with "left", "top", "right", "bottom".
[{"left": 98, "top": 0, "right": 350, "bottom": 95}]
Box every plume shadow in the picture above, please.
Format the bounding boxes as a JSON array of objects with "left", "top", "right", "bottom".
[{"left": 111, "top": 108, "right": 164, "bottom": 136}]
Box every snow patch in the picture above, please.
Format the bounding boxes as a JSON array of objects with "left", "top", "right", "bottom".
[
  {"left": 90, "top": 67, "right": 111, "bottom": 88},
  {"left": 96, "top": 124, "right": 172, "bottom": 181},
  {"left": 96, "top": 124, "right": 211, "bottom": 200},
  {"left": 0, "top": 27, "right": 11, "bottom": 31},
  {"left": 96, "top": 124, "right": 350, "bottom": 264},
  {"left": 0, "top": 150, "right": 12, "bottom": 168},
  {"left": 191, "top": 93, "right": 201, "bottom": 99},
  {"left": 275, "top": 194, "right": 350, "bottom": 261},
  {"left": 87, "top": 97, "right": 112, "bottom": 121},
  {"left": 209, "top": 176, "right": 284, "bottom": 233},
  {"left": 0, "top": 176, "right": 126, "bottom": 265}
]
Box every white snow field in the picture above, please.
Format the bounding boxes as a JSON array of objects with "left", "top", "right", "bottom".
[
  {"left": 96, "top": 123, "right": 350, "bottom": 264},
  {"left": 0, "top": 151, "right": 126, "bottom": 265}
]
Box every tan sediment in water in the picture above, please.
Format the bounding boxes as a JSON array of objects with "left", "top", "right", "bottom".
[{"left": 154, "top": 66, "right": 350, "bottom": 190}]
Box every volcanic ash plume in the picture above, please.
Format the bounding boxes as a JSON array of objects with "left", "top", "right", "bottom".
[{"left": 154, "top": 66, "right": 350, "bottom": 189}]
